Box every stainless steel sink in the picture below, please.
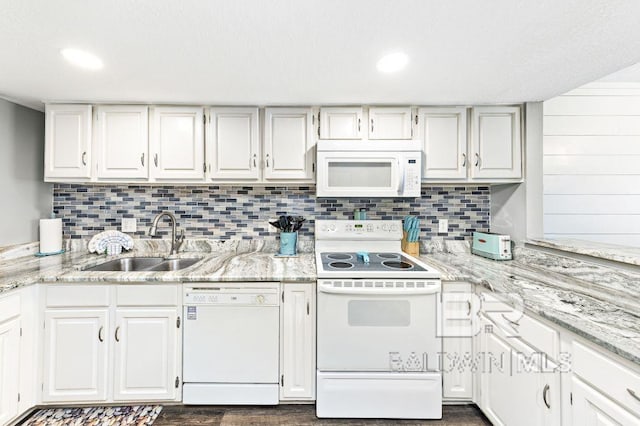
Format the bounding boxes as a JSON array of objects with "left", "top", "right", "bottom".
[
  {"left": 82, "top": 257, "right": 201, "bottom": 272},
  {"left": 145, "top": 258, "right": 202, "bottom": 271}
]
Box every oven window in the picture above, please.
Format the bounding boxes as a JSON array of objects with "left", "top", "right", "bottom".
[
  {"left": 328, "top": 162, "right": 392, "bottom": 188},
  {"left": 348, "top": 300, "right": 410, "bottom": 326}
]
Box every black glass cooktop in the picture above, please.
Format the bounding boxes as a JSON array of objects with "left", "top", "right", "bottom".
[{"left": 319, "top": 252, "right": 427, "bottom": 272}]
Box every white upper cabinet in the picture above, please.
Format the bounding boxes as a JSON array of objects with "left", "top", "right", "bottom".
[
  {"left": 418, "top": 107, "right": 468, "bottom": 179},
  {"left": 95, "top": 106, "right": 149, "bottom": 179},
  {"left": 150, "top": 106, "right": 204, "bottom": 180},
  {"left": 264, "top": 108, "right": 315, "bottom": 180},
  {"left": 208, "top": 107, "right": 260, "bottom": 180},
  {"left": 368, "top": 107, "right": 413, "bottom": 139},
  {"left": 470, "top": 106, "right": 522, "bottom": 180},
  {"left": 320, "top": 107, "right": 363, "bottom": 139},
  {"left": 44, "top": 104, "right": 92, "bottom": 179}
]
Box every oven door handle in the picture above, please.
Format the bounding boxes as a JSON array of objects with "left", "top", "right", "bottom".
[{"left": 318, "top": 283, "right": 440, "bottom": 296}]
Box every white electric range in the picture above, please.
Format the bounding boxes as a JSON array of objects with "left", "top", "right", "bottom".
[{"left": 315, "top": 220, "right": 443, "bottom": 420}]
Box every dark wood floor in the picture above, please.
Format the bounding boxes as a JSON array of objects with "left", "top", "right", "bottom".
[{"left": 153, "top": 404, "right": 492, "bottom": 425}]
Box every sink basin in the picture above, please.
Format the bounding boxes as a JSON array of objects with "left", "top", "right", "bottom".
[
  {"left": 145, "top": 258, "right": 202, "bottom": 271},
  {"left": 83, "top": 257, "right": 165, "bottom": 272},
  {"left": 83, "top": 256, "right": 202, "bottom": 272}
]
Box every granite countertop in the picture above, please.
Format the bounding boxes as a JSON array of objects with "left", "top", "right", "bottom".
[
  {"left": 419, "top": 241, "right": 640, "bottom": 365},
  {"left": 0, "top": 239, "right": 317, "bottom": 293},
  {"left": 1, "top": 238, "right": 639, "bottom": 366},
  {"left": 527, "top": 238, "right": 640, "bottom": 267}
]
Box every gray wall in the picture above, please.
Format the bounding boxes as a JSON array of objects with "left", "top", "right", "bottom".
[{"left": 0, "top": 98, "right": 52, "bottom": 246}]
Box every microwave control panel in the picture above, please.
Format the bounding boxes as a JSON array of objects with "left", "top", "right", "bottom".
[{"left": 404, "top": 156, "right": 421, "bottom": 193}]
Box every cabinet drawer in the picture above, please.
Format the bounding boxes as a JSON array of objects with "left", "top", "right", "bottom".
[
  {"left": 116, "top": 285, "right": 179, "bottom": 306},
  {"left": 573, "top": 340, "right": 640, "bottom": 416},
  {"left": 480, "top": 292, "right": 559, "bottom": 359},
  {"left": 46, "top": 285, "right": 110, "bottom": 307},
  {"left": 0, "top": 293, "right": 20, "bottom": 322}
]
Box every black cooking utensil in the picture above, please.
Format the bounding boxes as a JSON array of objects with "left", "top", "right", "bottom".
[
  {"left": 269, "top": 220, "right": 282, "bottom": 230},
  {"left": 279, "top": 216, "right": 288, "bottom": 231}
]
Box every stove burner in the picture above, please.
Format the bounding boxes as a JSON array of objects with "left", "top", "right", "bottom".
[
  {"left": 328, "top": 261, "right": 354, "bottom": 269},
  {"left": 382, "top": 260, "right": 414, "bottom": 270},
  {"left": 377, "top": 253, "right": 400, "bottom": 259},
  {"left": 327, "top": 253, "right": 353, "bottom": 260}
]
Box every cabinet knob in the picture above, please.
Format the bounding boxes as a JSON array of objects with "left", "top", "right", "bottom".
[
  {"left": 462, "top": 153, "right": 466, "bottom": 167},
  {"left": 371, "top": 118, "right": 374, "bottom": 133},
  {"left": 154, "top": 153, "right": 158, "bottom": 167},
  {"left": 141, "top": 153, "right": 145, "bottom": 167},
  {"left": 266, "top": 154, "right": 270, "bottom": 168},
  {"left": 474, "top": 153, "right": 479, "bottom": 167},
  {"left": 82, "top": 151, "right": 87, "bottom": 166},
  {"left": 98, "top": 325, "right": 104, "bottom": 342},
  {"left": 115, "top": 326, "right": 121, "bottom": 342}
]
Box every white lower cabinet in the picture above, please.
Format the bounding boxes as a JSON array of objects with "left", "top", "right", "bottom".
[
  {"left": 440, "top": 282, "right": 474, "bottom": 400},
  {"left": 41, "top": 284, "right": 181, "bottom": 404},
  {"left": 42, "top": 309, "right": 109, "bottom": 402},
  {"left": 0, "top": 294, "right": 21, "bottom": 425},
  {"left": 477, "top": 313, "right": 560, "bottom": 426},
  {"left": 572, "top": 376, "right": 640, "bottom": 425},
  {"left": 279, "top": 283, "right": 315, "bottom": 400},
  {"left": 113, "top": 308, "right": 178, "bottom": 401}
]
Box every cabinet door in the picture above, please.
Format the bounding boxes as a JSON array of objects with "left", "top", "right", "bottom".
[
  {"left": 208, "top": 107, "right": 260, "bottom": 180},
  {"left": 572, "top": 376, "right": 640, "bottom": 426},
  {"left": 150, "top": 106, "right": 204, "bottom": 180},
  {"left": 280, "top": 284, "right": 315, "bottom": 400},
  {"left": 264, "top": 108, "right": 315, "bottom": 180},
  {"left": 42, "top": 309, "right": 108, "bottom": 402},
  {"left": 439, "top": 283, "right": 474, "bottom": 400},
  {"left": 0, "top": 318, "right": 20, "bottom": 425},
  {"left": 470, "top": 106, "right": 522, "bottom": 179},
  {"left": 113, "top": 308, "right": 178, "bottom": 401},
  {"left": 478, "top": 316, "right": 560, "bottom": 426},
  {"left": 320, "top": 107, "right": 363, "bottom": 139},
  {"left": 368, "top": 107, "right": 413, "bottom": 139},
  {"left": 96, "top": 106, "right": 149, "bottom": 179},
  {"left": 44, "top": 104, "right": 92, "bottom": 179},
  {"left": 418, "top": 107, "right": 468, "bottom": 179}
]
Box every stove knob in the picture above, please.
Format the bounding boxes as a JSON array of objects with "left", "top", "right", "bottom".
[
  {"left": 391, "top": 224, "right": 399, "bottom": 232},
  {"left": 256, "top": 295, "right": 265, "bottom": 305},
  {"left": 382, "top": 224, "right": 389, "bottom": 231},
  {"left": 329, "top": 224, "right": 337, "bottom": 232}
]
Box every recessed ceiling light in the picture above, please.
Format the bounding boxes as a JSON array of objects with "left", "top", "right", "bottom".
[
  {"left": 60, "top": 48, "right": 103, "bottom": 70},
  {"left": 376, "top": 52, "right": 409, "bottom": 73}
]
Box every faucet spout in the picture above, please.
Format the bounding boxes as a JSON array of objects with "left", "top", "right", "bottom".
[{"left": 148, "top": 211, "right": 183, "bottom": 256}]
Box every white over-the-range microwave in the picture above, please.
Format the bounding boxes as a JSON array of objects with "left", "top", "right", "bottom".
[{"left": 316, "top": 139, "right": 422, "bottom": 198}]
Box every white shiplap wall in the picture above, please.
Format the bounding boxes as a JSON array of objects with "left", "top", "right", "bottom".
[{"left": 543, "top": 83, "right": 640, "bottom": 247}]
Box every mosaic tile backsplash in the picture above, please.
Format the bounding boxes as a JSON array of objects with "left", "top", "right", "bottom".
[{"left": 53, "top": 184, "right": 490, "bottom": 241}]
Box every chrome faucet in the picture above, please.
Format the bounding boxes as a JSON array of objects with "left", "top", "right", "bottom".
[{"left": 148, "top": 211, "right": 185, "bottom": 256}]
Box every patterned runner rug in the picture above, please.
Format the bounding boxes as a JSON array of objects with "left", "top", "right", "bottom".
[{"left": 23, "top": 405, "right": 162, "bottom": 426}]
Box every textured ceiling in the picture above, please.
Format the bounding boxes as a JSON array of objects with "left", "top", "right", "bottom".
[{"left": 2, "top": 0, "right": 640, "bottom": 110}]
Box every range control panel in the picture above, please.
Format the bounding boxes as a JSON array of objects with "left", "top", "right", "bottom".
[{"left": 315, "top": 220, "right": 403, "bottom": 240}]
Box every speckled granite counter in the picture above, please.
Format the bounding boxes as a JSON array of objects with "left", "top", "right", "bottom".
[{"left": 419, "top": 241, "right": 640, "bottom": 365}]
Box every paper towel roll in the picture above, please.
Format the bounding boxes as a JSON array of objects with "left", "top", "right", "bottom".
[{"left": 40, "top": 218, "right": 62, "bottom": 254}]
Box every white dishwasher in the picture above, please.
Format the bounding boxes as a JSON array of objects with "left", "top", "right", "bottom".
[{"left": 182, "top": 282, "right": 280, "bottom": 405}]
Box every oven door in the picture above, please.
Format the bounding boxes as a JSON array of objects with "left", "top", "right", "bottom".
[{"left": 317, "top": 280, "right": 441, "bottom": 372}]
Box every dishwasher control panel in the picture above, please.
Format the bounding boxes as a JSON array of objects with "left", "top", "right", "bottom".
[{"left": 184, "top": 286, "right": 279, "bottom": 306}]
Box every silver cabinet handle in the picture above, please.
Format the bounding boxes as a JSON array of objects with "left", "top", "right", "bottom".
[
  {"left": 312, "top": 162, "right": 315, "bottom": 173},
  {"left": 98, "top": 326, "right": 104, "bottom": 342},
  {"left": 154, "top": 153, "right": 158, "bottom": 167},
  {"left": 357, "top": 118, "right": 361, "bottom": 132},
  {"left": 266, "top": 154, "right": 270, "bottom": 168},
  {"left": 462, "top": 153, "right": 466, "bottom": 167},
  {"left": 253, "top": 154, "right": 257, "bottom": 168},
  {"left": 628, "top": 388, "right": 640, "bottom": 402},
  {"left": 474, "top": 153, "right": 479, "bottom": 167},
  {"left": 543, "top": 384, "right": 550, "bottom": 409},
  {"left": 141, "top": 153, "right": 145, "bottom": 167},
  {"left": 307, "top": 301, "right": 310, "bottom": 315},
  {"left": 467, "top": 300, "right": 472, "bottom": 316},
  {"left": 115, "top": 326, "right": 121, "bottom": 342},
  {"left": 371, "top": 118, "right": 374, "bottom": 133},
  {"left": 82, "top": 151, "right": 87, "bottom": 166}
]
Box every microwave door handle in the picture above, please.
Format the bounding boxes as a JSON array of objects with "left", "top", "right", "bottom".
[{"left": 397, "top": 158, "right": 405, "bottom": 195}]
